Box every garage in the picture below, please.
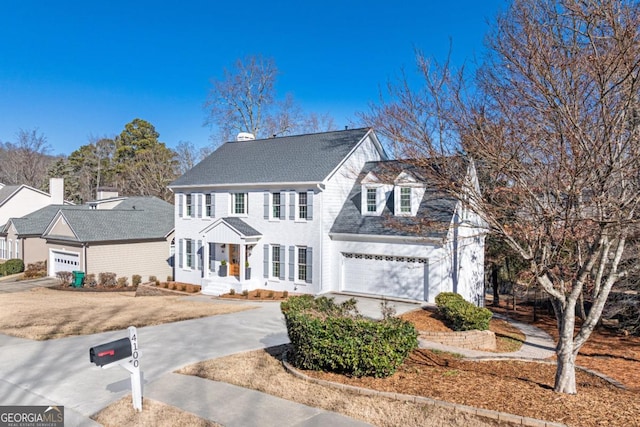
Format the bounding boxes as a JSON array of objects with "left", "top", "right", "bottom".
[
  {"left": 50, "top": 250, "right": 80, "bottom": 275},
  {"left": 341, "top": 253, "right": 428, "bottom": 301}
]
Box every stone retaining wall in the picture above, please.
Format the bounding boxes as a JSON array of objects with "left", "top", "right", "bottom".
[{"left": 420, "top": 330, "right": 496, "bottom": 350}]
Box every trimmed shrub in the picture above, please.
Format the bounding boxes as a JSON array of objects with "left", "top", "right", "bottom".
[
  {"left": 56, "top": 271, "right": 73, "bottom": 285},
  {"left": 85, "top": 273, "right": 97, "bottom": 287},
  {"left": 99, "top": 272, "right": 117, "bottom": 287},
  {"left": 149, "top": 275, "right": 157, "bottom": 283},
  {"left": 435, "top": 292, "right": 492, "bottom": 331},
  {"left": 116, "top": 277, "right": 129, "bottom": 287},
  {"left": 4, "top": 259, "right": 24, "bottom": 275},
  {"left": 281, "top": 295, "right": 417, "bottom": 378},
  {"left": 0, "top": 263, "right": 5, "bottom": 276},
  {"left": 23, "top": 261, "right": 46, "bottom": 279},
  {"left": 132, "top": 275, "right": 142, "bottom": 286}
]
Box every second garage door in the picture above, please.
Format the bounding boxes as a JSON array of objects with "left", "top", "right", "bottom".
[
  {"left": 341, "top": 253, "right": 428, "bottom": 301},
  {"left": 51, "top": 250, "right": 80, "bottom": 275}
]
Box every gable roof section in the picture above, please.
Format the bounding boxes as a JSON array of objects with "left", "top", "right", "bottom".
[
  {"left": 330, "top": 160, "right": 460, "bottom": 240},
  {"left": 0, "top": 185, "right": 22, "bottom": 207},
  {"left": 8, "top": 205, "right": 90, "bottom": 237},
  {"left": 170, "top": 128, "right": 374, "bottom": 188},
  {"left": 41, "top": 197, "right": 174, "bottom": 243}
]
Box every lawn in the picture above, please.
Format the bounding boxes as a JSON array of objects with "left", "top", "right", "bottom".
[{"left": 0, "top": 287, "right": 253, "bottom": 340}]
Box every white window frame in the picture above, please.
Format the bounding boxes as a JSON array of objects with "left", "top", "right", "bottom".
[
  {"left": 271, "top": 244, "right": 281, "bottom": 279},
  {"left": 366, "top": 188, "right": 377, "bottom": 213},
  {"left": 296, "top": 247, "right": 307, "bottom": 282},
  {"left": 205, "top": 193, "right": 213, "bottom": 218},
  {"left": 15, "top": 240, "right": 19, "bottom": 260},
  {"left": 0, "top": 239, "right": 5, "bottom": 259},
  {"left": 185, "top": 238, "right": 194, "bottom": 269},
  {"left": 231, "top": 193, "right": 248, "bottom": 216},
  {"left": 400, "top": 187, "right": 412, "bottom": 214},
  {"left": 297, "top": 192, "right": 308, "bottom": 220},
  {"left": 8, "top": 239, "right": 12, "bottom": 259},
  {"left": 272, "top": 192, "right": 281, "bottom": 220},
  {"left": 186, "top": 194, "right": 193, "bottom": 217}
]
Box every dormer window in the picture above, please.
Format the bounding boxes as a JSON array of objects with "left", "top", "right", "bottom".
[
  {"left": 366, "top": 188, "right": 377, "bottom": 213},
  {"left": 400, "top": 187, "right": 411, "bottom": 214}
]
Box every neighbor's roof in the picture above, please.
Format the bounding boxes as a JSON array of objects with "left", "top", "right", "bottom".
[
  {"left": 170, "top": 128, "right": 376, "bottom": 187},
  {"left": 48, "top": 207, "right": 174, "bottom": 242},
  {"left": 330, "top": 160, "right": 460, "bottom": 239},
  {"left": 0, "top": 185, "right": 21, "bottom": 206},
  {"left": 21, "top": 197, "right": 176, "bottom": 243},
  {"left": 9, "top": 204, "right": 90, "bottom": 236}
]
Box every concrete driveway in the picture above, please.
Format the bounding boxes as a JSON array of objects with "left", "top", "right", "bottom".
[
  {"left": 0, "top": 291, "right": 420, "bottom": 425},
  {"left": 0, "top": 276, "right": 59, "bottom": 293}
]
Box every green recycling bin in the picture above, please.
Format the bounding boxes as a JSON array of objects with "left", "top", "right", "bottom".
[{"left": 72, "top": 271, "right": 85, "bottom": 288}]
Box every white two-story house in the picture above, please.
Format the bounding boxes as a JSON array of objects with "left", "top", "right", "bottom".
[{"left": 169, "top": 128, "right": 486, "bottom": 305}]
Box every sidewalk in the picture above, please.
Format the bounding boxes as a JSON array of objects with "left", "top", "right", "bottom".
[{"left": 145, "top": 373, "right": 372, "bottom": 427}]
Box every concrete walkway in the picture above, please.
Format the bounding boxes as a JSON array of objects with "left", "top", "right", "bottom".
[{"left": 418, "top": 313, "right": 557, "bottom": 359}]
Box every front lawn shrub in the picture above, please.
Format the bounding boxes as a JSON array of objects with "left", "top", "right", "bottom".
[
  {"left": 281, "top": 295, "right": 418, "bottom": 378},
  {"left": 132, "top": 274, "right": 141, "bottom": 286},
  {"left": 116, "top": 277, "right": 129, "bottom": 287},
  {"left": 99, "top": 272, "right": 117, "bottom": 287},
  {"left": 435, "top": 292, "right": 492, "bottom": 331},
  {"left": 4, "top": 259, "right": 24, "bottom": 275},
  {"left": 56, "top": 271, "right": 72, "bottom": 285},
  {"left": 23, "top": 261, "right": 46, "bottom": 279},
  {"left": 84, "top": 273, "right": 97, "bottom": 287},
  {"left": 149, "top": 275, "right": 157, "bottom": 283},
  {"left": 0, "top": 263, "right": 5, "bottom": 276}
]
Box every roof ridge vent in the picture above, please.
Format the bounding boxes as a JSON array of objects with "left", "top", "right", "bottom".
[{"left": 236, "top": 132, "right": 255, "bottom": 141}]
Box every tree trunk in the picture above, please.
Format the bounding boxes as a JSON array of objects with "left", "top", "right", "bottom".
[
  {"left": 553, "top": 301, "right": 578, "bottom": 394},
  {"left": 492, "top": 265, "right": 500, "bottom": 306},
  {"left": 576, "top": 292, "right": 587, "bottom": 321},
  {"left": 554, "top": 346, "right": 577, "bottom": 394}
]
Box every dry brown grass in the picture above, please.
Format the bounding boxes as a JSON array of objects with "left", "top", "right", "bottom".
[
  {"left": 0, "top": 287, "right": 253, "bottom": 340},
  {"left": 92, "top": 396, "right": 221, "bottom": 427},
  {"left": 178, "top": 345, "right": 509, "bottom": 427}
]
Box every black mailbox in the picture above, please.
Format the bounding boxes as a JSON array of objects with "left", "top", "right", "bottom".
[{"left": 89, "top": 337, "right": 132, "bottom": 367}]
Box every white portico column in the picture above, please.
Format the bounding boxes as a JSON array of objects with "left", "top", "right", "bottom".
[
  {"left": 202, "top": 238, "right": 209, "bottom": 277},
  {"left": 239, "top": 243, "right": 246, "bottom": 281}
]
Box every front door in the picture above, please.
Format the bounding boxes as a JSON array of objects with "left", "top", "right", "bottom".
[{"left": 229, "top": 244, "right": 240, "bottom": 277}]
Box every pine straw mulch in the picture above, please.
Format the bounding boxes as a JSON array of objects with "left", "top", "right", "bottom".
[
  {"left": 489, "top": 300, "right": 640, "bottom": 392},
  {"left": 294, "top": 306, "right": 640, "bottom": 427}
]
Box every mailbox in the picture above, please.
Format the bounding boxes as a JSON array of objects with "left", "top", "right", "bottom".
[{"left": 89, "top": 337, "right": 132, "bottom": 367}]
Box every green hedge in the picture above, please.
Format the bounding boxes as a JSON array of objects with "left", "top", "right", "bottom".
[
  {"left": 281, "top": 295, "right": 418, "bottom": 378},
  {"left": 435, "top": 292, "right": 492, "bottom": 331},
  {"left": 3, "top": 259, "right": 25, "bottom": 275}
]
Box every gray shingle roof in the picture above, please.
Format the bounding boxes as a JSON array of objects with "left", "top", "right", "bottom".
[
  {"left": 330, "top": 160, "right": 459, "bottom": 239},
  {"left": 170, "top": 128, "right": 372, "bottom": 187},
  {"left": 221, "top": 217, "right": 262, "bottom": 237},
  {"left": 0, "top": 185, "right": 21, "bottom": 206},
  {"left": 10, "top": 205, "right": 90, "bottom": 236},
  {"left": 50, "top": 205, "right": 174, "bottom": 242}
]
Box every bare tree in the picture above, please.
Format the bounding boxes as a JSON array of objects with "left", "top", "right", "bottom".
[
  {"left": 361, "top": 0, "right": 640, "bottom": 394},
  {"left": 0, "top": 129, "right": 53, "bottom": 188},
  {"left": 175, "top": 140, "right": 204, "bottom": 175},
  {"left": 204, "top": 55, "right": 336, "bottom": 142}
]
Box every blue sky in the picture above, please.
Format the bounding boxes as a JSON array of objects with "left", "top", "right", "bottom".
[{"left": 0, "top": 1, "right": 505, "bottom": 156}]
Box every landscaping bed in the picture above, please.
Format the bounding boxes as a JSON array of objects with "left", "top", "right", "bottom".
[
  {"left": 182, "top": 306, "right": 640, "bottom": 427},
  {"left": 218, "top": 289, "right": 292, "bottom": 300}
]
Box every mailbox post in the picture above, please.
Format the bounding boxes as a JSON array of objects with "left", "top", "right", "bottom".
[{"left": 89, "top": 326, "right": 142, "bottom": 411}]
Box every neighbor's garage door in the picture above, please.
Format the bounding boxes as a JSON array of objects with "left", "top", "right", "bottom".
[
  {"left": 51, "top": 250, "right": 80, "bottom": 274},
  {"left": 342, "top": 253, "right": 428, "bottom": 301}
]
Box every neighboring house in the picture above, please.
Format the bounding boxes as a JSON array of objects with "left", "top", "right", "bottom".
[
  {"left": 169, "top": 128, "right": 486, "bottom": 305},
  {"left": 1, "top": 196, "right": 175, "bottom": 283},
  {"left": 0, "top": 178, "right": 69, "bottom": 260}
]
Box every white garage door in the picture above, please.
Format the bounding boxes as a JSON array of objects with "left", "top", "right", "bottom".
[
  {"left": 51, "top": 250, "right": 80, "bottom": 274},
  {"left": 342, "top": 253, "right": 428, "bottom": 301}
]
